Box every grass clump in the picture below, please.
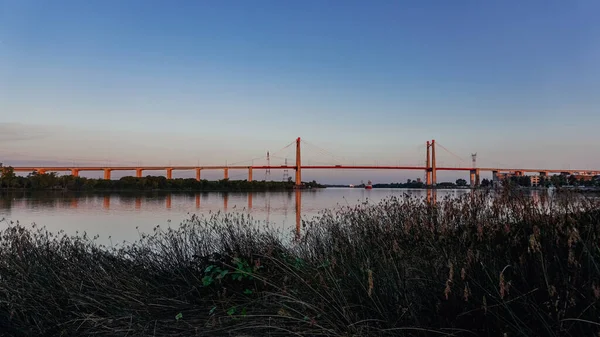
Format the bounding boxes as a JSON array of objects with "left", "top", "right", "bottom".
[{"left": 0, "top": 188, "right": 599, "bottom": 336}]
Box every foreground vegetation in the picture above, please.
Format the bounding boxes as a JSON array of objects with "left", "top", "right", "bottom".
[
  {"left": 1, "top": 187, "right": 599, "bottom": 336},
  {"left": 0, "top": 165, "right": 324, "bottom": 191}
]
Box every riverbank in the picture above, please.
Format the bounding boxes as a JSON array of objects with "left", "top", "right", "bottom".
[
  {"left": 0, "top": 172, "right": 325, "bottom": 192},
  {"left": 1, "top": 187, "right": 598, "bottom": 336}
]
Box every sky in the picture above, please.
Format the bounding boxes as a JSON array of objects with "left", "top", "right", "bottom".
[{"left": 1, "top": 0, "right": 599, "bottom": 184}]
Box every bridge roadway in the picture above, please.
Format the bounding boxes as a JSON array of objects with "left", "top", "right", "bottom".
[{"left": 9, "top": 165, "right": 593, "bottom": 179}]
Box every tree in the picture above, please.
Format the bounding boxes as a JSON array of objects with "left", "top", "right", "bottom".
[
  {"left": 568, "top": 175, "right": 578, "bottom": 186},
  {"left": 507, "top": 176, "right": 530, "bottom": 187},
  {"left": 521, "top": 176, "right": 531, "bottom": 187},
  {"left": 480, "top": 178, "right": 490, "bottom": 187},
  {"left": 455, "top": 178, "right": 468, "bottom": 187},
  {"left": 550, "top": 174, "right": 566, "bottom": 187},
  {"left": 0, "top": 165, "right": 17, "bottom": 188}
]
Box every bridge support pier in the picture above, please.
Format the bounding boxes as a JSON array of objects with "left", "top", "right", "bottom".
[
  {"left": 136, "top": 169, "right": 143, "bottom": 178},
  {"left": 71, "top": 169, "right": 79, "bottom": 177},
  {"left": 196, "top": 168, "right": 202, "bottom": 181},
  {"left": 36, "top": 169, "right": 46, "bottom": 175},
  {"left": 469, "top": 169, "right": 480, "bottom": 187},
  {"left": 248, "top": 167, "right": 253, "bottom": 182},
  {"left": 224, "top": 168, "right": 229, "bottom": 180},
  {"left": 103, "top": 169, "right": 112, "bottom": 180},
  {"left": 166, "top": 168, "right": 173, "bottom": 180}
]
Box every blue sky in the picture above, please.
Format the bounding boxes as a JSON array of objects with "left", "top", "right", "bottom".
[{"left": 1, "top": 0, "right": 599, "bottom": 183}]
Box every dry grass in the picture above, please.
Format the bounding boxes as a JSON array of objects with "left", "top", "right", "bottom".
[{"left": 0, "top": 187, "right": 599, "bottom": 336}]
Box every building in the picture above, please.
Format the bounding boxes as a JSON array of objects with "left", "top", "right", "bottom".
[
  {"left": 572, "top": 171, "right": 600, "bottom": 176},
  {"left": 495, "top": 172, "right": 523, "bottom": 180},
  {"left": 494, "top": 172, "right": 542, "bottom": 186}
]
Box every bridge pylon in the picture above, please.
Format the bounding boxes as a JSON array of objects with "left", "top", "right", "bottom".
[
  {"left": 432, "top": 140, "right": 437, "bottom": 185},
  {"left": 425, "top": 140, "right": 437, "bottom": 187},
  {"left": 426, "top": 141, "right": 431, "bottom": 186},
  {"left": 295, "top": 137, "right": 302, "bottom": 187}
]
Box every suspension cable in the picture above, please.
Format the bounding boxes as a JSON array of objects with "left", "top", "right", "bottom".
[{"left": 435, "top": 142, "right": 467, "bottom": 163}]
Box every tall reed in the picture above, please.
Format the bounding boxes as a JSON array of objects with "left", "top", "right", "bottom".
[{"left": 0, "top": 187, "right": 598, "bottom": 336}]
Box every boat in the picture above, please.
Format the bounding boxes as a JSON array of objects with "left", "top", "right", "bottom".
[{"left": 365, "top": 180, "right": 373, "bottom": 190}]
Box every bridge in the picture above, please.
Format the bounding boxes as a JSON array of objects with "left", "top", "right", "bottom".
[{"left": 5, "top": 138, "right": 598, "bottom": 187}]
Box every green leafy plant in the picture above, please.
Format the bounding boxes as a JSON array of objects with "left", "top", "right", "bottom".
[{"left": 231, "top": 257, "right": 253, "bottom": 281}]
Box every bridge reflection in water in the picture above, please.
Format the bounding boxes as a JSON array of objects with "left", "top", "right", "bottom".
[
  {"left": 0, "top": 189, "right": 455, "bottom": 242},
  {"left": 91, "top": 190, "right": 308, "bottom": 237},
  {"left": 91, "top": 189, "right": 436, "bottom": 238},
  {"left": 0, "top": 190, "right": 438, "bottom": 236},
  {"left": 6, "top": 188, "right": 582, "bottom": 248},
  {"left": 427, "top": 189, "right": 436, "bottom": 205}
]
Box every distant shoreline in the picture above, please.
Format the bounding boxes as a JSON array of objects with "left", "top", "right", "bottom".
[
  {"left": 0, "top": 170, "right": 326, "bottom": 192},
  {"left": 0, "top": 187, "right": 325, "bottom": 193},
  {"left": 323, "top": 185, "right": 600, "bottom": 192}
]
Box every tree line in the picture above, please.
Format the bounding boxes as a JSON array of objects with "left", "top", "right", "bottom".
[
  {"left": 0, "top": 165, "right": 324, "bottom": 191},
  {"left": 373, "top": 179, "right": 426, "bottom": 189},
  {"left": 480, "top": 174, "right": 600, "bottom": 188},
  {"left": 373, "top": 178, "right": 474, "bottom": 189},
  {"left": 366, "top": 175, "right": 599, "bottom": 189}
]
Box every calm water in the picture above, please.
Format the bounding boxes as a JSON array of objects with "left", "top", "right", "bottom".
[{"left": 0, "top": 188, "right": 471, "bottom": 244}]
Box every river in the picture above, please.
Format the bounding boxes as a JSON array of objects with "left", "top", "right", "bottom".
[{"left": 0, "top": 188, "right": 478, "bottom": 244}]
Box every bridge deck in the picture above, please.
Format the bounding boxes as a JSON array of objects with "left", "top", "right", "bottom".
[{"left": 7, "top": 165, "right": 593, "bottom": 174}]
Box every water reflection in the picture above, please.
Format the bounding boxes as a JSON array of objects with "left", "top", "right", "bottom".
[
  {"left": 0, "top": 189, "right": 458, "bottom": 215},
  {"left": 427, "top": 189, "right": 437, "bottom": 204},
  {"left": 296, "top": 189, "right": 301, "bottom": 240},
  {"left": 3, "top": 188, "right": 580, "bottom": 244}
]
